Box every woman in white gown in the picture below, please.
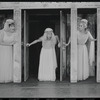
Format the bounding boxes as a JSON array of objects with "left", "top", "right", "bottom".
[
  {"left": 26, "top": 28, "right": 60, "bottom": 81},
  {"left": 0, "top": 19, "right": 17, "bottom": 83},
  {"left": 64, "top": 19, "right": 97, "bottom": 81}
]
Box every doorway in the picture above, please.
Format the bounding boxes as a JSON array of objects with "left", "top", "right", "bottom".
[
  {"left": 22, "top": 9, "right": 70, "bottom": 82},
  {"left": 28, "top": 10, "right": 60, "bottom": 80},
  {"left": 77, "top": 8, "right": 97, "bottom": 82}
]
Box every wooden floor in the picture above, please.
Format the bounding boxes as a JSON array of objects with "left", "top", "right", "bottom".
[{"left": 0, "top": 77, "right": 99, "bottom": 98}]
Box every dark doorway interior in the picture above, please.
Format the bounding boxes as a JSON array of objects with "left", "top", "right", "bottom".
[{"left": 27, "top": 9, "right": 61, "bottom": 80}]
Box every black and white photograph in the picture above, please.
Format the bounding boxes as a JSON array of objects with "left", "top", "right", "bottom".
[{"left": 0, "top": 1, "right": 99, "bottom": 100}]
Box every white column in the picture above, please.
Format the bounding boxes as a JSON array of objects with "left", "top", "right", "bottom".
[
  {"left": 13, "top": 8, "right": 22, "bottom": 83},
  {"left": 97, "top": 8, "right": 100, "bottom": 82},
  {"left": 70, "top": 5, "right": 77, "bottom": 83}
]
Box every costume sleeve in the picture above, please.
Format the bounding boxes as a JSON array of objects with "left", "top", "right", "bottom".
[
  {"left": 88, "top": 31, "right": 94, "bottom": 41},
  {"left": 87, "top": 31, "right": 95, "bottom": 76},
  {"left": 39, "top": 36, "right": 44, "bottom": 41}
]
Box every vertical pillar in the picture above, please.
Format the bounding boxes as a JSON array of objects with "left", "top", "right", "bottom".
[
  {"left": 60, "top": 11, "right": 63, "bottom": 81},
  {"left": 97, "top": 8, "right": 100, "bottom": 82},
  {"left": 70, "top": 5, "right": 77, "bottom": 83},
  {"left": 13, "top": 8, "right": 22, "bottom": 83}
]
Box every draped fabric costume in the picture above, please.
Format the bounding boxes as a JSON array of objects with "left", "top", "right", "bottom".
[
  {"left": 77, "top": 30, "right": 95, "bottom": 81},
  {"left": 87, "top": 34, "right": 95, "bottom": 77},
  {"left": 38, "top": 29, "right": 57, "bottom": 81},
  {"left": 0, "top": 19, "right": 16, "bottom": 83}
]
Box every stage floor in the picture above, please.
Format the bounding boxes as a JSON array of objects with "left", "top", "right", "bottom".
[{"left": 0, "top": 77, "right": 99, "bottom": 98}]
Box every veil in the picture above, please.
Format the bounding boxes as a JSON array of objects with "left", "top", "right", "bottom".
[
  {"left": 86, "top": 31, "right": 95, "bottom": 76},
  {"left": 3, "top": 19, "right": 15, "bottom": 32},
  {"left": 43, "top": 28, "right": 56, "bottom": 40}
]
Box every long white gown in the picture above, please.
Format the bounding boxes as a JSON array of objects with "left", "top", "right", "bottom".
[
  {"left": 38, "top": 37, "right": 57, "bottom": 81},
  {"left": 0, "top": 30, "right": 15, "bottom": 83},
  {"left": 77, "top": 30, "right": 94, "bottom": 81}
]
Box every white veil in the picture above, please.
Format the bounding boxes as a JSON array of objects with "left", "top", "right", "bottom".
[
  {"left": 3, "top": 19, "right": 15, "bottom": 32},
  {"left": 87, "top": 31, "right": 95, "bottom": 76},
  {"left": 43, "top": 28, "right": 56, "bottom": 41}
]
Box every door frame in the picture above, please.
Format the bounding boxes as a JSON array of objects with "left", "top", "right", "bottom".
[
  {"left": 22, "top": 9, "right": 69, "bottom": 82},
  {"left": 22, "top": 7, "right": 98, "bottom": 83},
  {"left": 23, "top": 10, "right": 29, "bottom": 81},
  {"left": 60, "top": 10, "right": 68, "bottom": 81}
]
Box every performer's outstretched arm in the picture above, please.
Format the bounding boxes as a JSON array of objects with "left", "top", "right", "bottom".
[{"left": 26, "top": 36, "right": 43, "bottom": 47}]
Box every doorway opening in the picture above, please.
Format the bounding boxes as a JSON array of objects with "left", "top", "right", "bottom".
[
  {"left": 22, "top": 9, "right": 70, "bottom": 82},
  {"left": 77, "top": 8, "right": 97, "bottom": 83},
  {"left": 28, "top": 9, "right": 60, "bottom": 81}
]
